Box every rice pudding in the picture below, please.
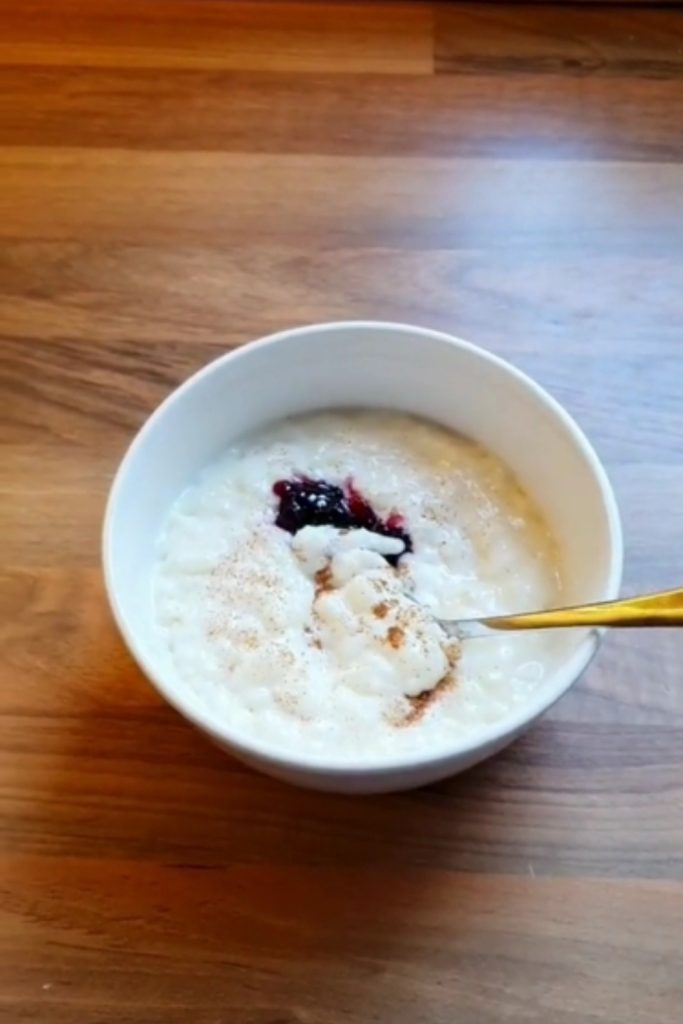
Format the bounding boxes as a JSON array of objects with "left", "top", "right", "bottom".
[{"left": 152, "top": 411, "right": 563, "bottom": 761}]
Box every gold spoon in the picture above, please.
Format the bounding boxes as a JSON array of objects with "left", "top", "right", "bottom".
[{"left": 435, "top": 587, "right": 683, "bottom": 641}]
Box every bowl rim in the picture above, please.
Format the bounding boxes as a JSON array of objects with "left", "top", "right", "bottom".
[{"left": 102, "top": 320, "right": 624, "bottom": 777}]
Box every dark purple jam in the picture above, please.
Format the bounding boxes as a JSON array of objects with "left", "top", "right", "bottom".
[{"left": 272, "top": 476, "right": 412, "bottom": 566}]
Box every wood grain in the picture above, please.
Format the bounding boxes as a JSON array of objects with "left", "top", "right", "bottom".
[
  {"left": 1, "top": 2, "right": 683, "bottom": 1022},
  {"left": 3, "top": 64, "right": 683, "bottom": 160},
  {"left": 436, "top": 3, "right": 683, "bottom": 76},
  {"left": 0, "top": 0, "right": 433, "bottom": 73}
]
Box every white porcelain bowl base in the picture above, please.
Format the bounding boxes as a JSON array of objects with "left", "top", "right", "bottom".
[{"left": 103, "top": 322, "right": 623, "bottom": 794}]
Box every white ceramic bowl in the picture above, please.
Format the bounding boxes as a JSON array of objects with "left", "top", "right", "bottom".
[{"left": 103, "top": 322, "right": 622, "bottom": 793}]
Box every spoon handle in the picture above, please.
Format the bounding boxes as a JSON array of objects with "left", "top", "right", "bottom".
[{"left": 481, "top": 587, "right": 683, "bottom": 632}]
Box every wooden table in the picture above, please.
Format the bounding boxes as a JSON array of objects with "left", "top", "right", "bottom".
[{"left": 2, "top": 3, "right": 683, "bottom": 1021}]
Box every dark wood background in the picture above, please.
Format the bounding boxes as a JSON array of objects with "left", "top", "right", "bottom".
[{"left": 1, "top": 3, "right": 682, "bottom": 1022}]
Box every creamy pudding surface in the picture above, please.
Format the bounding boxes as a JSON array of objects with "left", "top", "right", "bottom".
[{"left": 152, "top": 411, "right": 563, "bottom": 761}]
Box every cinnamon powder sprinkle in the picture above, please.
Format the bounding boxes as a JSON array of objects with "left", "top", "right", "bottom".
[
  {"left": 373, "top": 601, "right": 390, "bottom": 619},
  {"left": 275, "top": 692, "right": 311, "bottom": 722},
  {"left": 314, "top": 565, "right": 334, "bottom": 592},
  {"left": 387, "top": 625, "right": 405, "bottom": 649},
  {"left": 402, "top": 674, "right": 453, "bottom": 726}
]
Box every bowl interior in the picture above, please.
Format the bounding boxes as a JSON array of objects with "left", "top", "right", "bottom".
[{"left": 104, "top": 322, "right": 622, "bottom": 767}]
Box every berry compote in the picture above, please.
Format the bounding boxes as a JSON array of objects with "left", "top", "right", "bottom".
[{"left": 272, "top": 476, "right": 412, "bottom": 566}]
